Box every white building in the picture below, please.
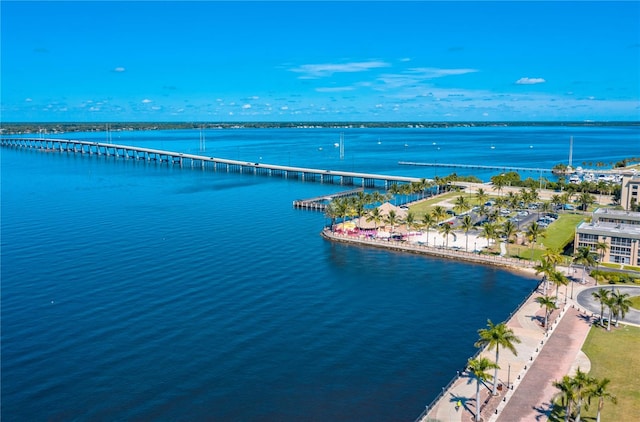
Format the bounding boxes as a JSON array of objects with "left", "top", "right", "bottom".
[{"left": 574, "top": 208, "right": 640, "bottom": 266}]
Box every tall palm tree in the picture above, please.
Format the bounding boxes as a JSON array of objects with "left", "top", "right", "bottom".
[
  {"left": 611, "top": 289, "right": 632, "bottom": 327},
  {"left": 474, "top": 319, "right": 521, "bottom": 395},
  {"left": 591, "top": 288, "right": 611, "bottom": 326},
  {"left": 549, "top": 270, "right": 570, "bottom": 304},
  {"left": 553, "top": 375, "right": 576, "bottom": 422},
  {"left": 572, "top": 367, "right": 592, "bottom": 422},
  {"left": 438, "top": 223, "right": 454, "bottom": 248},
  {"left": 467, "top": 357, "right": 499, "bottom": 422},
  {"left": 587, "top": 377, "right": 617, "bottom": 422},
  {"left": 501, "top": 219, "right": 518, "bottom": 257},
  {"left": 542, "top": 247, "right": 563, "bottom": 271},
  {"left": 603, "top": 292, "right": 616, "bottom": 331},
  {"left": 454, "top": 195, "right": 471, "bottom": 216},
  {"left": 534, "top": 258, "right": 554, "bottom": 295},
  {"left": 405, "top": 211, "right": 416, "bottom": 233},
  {"left": 577, "top": 191, "right": 596, "bottom": 211},
  {"left": 526, "top": 221, "right": 545, "bottom": 261},
  {"left": 480, "top": 222, "right": 498, "bottom": 250},
  {"left": 385, "top": 209, "right": 399, "bottom": 235},
  {"left": 573, "top": 246, "right": 597, "bottom": 283},
  {"left": 366, "top": 206, "right": 383, "bottom": 231},
  {"left": 535, "top": 295, "right": 558, "bottom": 330},
  {"left": 421, "top": 212, "right": 437, "bottom": 246},
  {"left": 461, "top": 215, "right": 474, "bottom": 252},
  {"left": 475, "top": 188, "right": 488, "bottom": 206},
  {"left": 432, "top": 205, "right": 447, "bottom": 223},
  {"left": 595, "top": 241, "right": 609, "bottom": 267}
]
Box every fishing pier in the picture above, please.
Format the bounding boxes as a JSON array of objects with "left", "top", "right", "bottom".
[{"left": 1, "top": 138, "right": 423, "bottom": 189}]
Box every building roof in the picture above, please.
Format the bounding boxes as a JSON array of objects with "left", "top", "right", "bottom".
[{"left": 577, "top": 220, "right": 640, "bottom": 240}]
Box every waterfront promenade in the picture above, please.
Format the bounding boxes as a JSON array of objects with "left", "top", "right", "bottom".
[{"left": 415, "top": 274, "right": 595, "bottom": 422}]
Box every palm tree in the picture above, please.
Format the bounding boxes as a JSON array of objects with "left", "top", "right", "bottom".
[
  {"left": 603, "top": 292, "right": 616, "bottom": 331},
  {"left": 439, "top": 222, "right": 454, "bottom": 248},
  {"left": 475, "top": 320, "right": 521, "bottom": 396},
  {"left": 611, "top": 289, "right": 632, "bottom": 327},
  {"left": 421, "top": 212, "right": 437, "bottom": 246},
  {"left": 587, "top": 377, "right": 617, "bottom": 422},
  {"left": 535, "top": 295, "right": 558, "bottom": 330},
  {"left": 534, "top": 258, "right": 554, "bottom": 295},
  {"left": 549, "top": 270, "right": 570, "bottom": 304},
  {"left": 467, "top": 357, "right": 499, "bottom": 422},
  {"left": 405, "top": 211, "right": 416, "bottom": 233},
  {"left": 573, "top": 246, "right": 597, "bottom": 283},
  {"left": 542, "top": 247, "right": 563, "bottom": 271},
  {"left": 453, "top": 195, "right": 471, "bottom": 216},
  {"left": 432, "top": 205, "right": 447, "bottom": 223},
  {"left": 577, "top": 191, "right": 596, "bottom": 211},
  {"left": 553, "top": 375, "right": 576, "bottom": 422},
  {"left": 480, "top": 222, "right": 498, "bottom": 250},
  {"left": 501, "top": 219, "right": 518, "bottom": 257},
  {"left": 461, "top": 214, "right": 474, "bottom": 252},
  {"left": 526, "top": 221, "right": 545, "bottom": 261},
  {"left": 385, "top": 209, "right": 399, "bottom": 235},
  {"left": 591, "top": 288, "right": 611, "bottom": 326},
  {"left": 572, "top": 367, "right": 592, "bottom": 422},
  {"left": 595, "top": 241, "right": 609, "bottom": 267},
  {"left": 366, "top": 206, "right": 384, "bottom": 231},
  {"left": 475, "top": 188, "right": 489, "bottom": 206}
]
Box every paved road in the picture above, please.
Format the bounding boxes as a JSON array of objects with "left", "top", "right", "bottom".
[{"left": 576, "top": 285, "right": 640, "bottom": 325}]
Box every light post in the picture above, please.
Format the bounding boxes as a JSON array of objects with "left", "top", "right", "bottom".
[{"left": 507, "top": 364, "right": 511, "bottom": 389}]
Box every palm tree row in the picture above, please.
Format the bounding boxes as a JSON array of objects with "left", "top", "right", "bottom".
[
  {"left": 553, "top": 368, "right": 616, "bottom": 422},
  {"left": 590, "top": 287, "right": 632, "bottom": 331},
  {"left": 467, "top": 319, "right": 521, "bottom": 421}
]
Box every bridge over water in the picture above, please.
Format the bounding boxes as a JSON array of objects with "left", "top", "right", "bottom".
[{"left": 1, "top": 138, "right": 425, "bottom": 189}]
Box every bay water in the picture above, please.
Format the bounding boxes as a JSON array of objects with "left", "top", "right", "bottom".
[{"left": 1, "top": 126, "right": 637, "bottom": 421}]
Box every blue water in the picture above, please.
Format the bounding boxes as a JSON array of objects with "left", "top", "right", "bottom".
[{"left": 1, "top": 126, "right": 637, "bottom": 421}]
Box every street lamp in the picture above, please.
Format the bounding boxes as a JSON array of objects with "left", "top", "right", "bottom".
[{"left": 507, "top": 364, "right": 511, "bottom": 389}]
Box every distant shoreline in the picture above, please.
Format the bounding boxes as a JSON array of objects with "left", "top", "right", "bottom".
[{"left": 1, "top": 121, "right": 639, "bottom": 135}]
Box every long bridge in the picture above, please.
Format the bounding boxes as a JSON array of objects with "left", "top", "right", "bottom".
[
  {"left": 399, "top": 161, "right": 553, "bottom": 173},
  {"left": 1, "top": 138, "right": 425, "bottom": 188}
]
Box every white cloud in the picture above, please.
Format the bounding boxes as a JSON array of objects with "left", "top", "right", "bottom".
[
  {"left": 289, "top": 61, "right": 391, "bottom": 78},
  {"left": 407, "top": 67, "right": 479, "bottom": 78},
  {"left": 113, "top": 67, "right": 126, "bottom": 72},
  {"left": 316, "top": 86, "right": 355, "bottom": 93},
  {"left": 142, "top": 99, "right": 152, "bottom": 103},
  {"left": 516, "top": 77, "right": 546, "bottom": 85}
]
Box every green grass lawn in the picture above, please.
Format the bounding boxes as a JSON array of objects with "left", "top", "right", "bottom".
[
  {"left": 408, "top": 191, "right": 476, "bottom": 217},
  {"left": 579, "top": 325, "right": 640, "bottom": 421},
  {"left": 549, "top": 325, "right": 640, "bottom": 421},
  {"left": 629, "top": 295, "right": 640, "bottom": 310},
  {"left": 542, "top": 214, "right": 585, "bottom": 251}
]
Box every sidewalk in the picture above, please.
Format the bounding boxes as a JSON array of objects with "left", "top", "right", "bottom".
[{"left": 418, "top": 272, "right": 595, "bottom": 422}]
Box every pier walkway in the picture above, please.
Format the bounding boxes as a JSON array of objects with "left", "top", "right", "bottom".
[{"left": 0, "top": 138, "right": 423, "bottom": 189}]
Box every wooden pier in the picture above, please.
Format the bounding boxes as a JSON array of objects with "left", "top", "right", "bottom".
[
  {"left": 293, "top": 188, "right": 364, "bottom": 211},
  {"left": 1, "top": 138, "right": 426, "bottom": 189}
]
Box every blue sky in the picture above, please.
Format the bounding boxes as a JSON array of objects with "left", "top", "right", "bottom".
[{"left": 2, "top": 1, "right": 639, "bottom": 122}]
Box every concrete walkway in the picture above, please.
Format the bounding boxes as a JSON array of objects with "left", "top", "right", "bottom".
[{"left": 417, "top": 271, "right": 598, "bottom": 422}]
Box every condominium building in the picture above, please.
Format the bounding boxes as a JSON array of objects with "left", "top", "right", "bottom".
[
  {"left": 620, "top": 175, "right": 640, "bottom": 211},
  {"left": 574, "top": 208, "right": 640, "bottom": 266}
]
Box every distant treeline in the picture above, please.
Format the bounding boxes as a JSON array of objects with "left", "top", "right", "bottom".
[{"left": 1, "top": 121, "right": 638, "bottom": 135}]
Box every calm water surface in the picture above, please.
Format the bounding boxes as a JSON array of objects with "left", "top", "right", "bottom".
[{"left": 2, "top": 127, "right": 636, "bottom": 421}]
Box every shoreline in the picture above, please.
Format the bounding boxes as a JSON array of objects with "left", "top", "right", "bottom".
[{"left": 321, "top": 227, "right": 538, "bottom": 277}]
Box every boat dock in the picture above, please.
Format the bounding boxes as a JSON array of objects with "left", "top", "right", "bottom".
[
  {"left": 1, "top": 138, "right": 424, "bottom": 189},
  {"left": 293, "top": 188, "right": 364, "bottom": 211}
]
